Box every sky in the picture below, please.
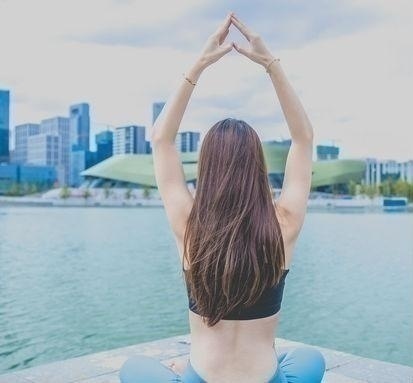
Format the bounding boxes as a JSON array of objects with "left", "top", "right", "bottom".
[{"left": 0, "top": 0, "right": 412, "bottom": 161}]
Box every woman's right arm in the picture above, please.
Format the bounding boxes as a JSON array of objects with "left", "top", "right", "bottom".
[{"left": 231, "top": 14, "right": 314, "bottom": 235}]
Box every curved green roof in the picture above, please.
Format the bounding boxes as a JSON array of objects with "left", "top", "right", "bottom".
[{"left": 81, "top": 142, "right": 366, "bottom": 188}]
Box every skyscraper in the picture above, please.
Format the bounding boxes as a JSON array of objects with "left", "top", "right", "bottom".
[
  {"left": 317, "top": 145, "right": 339, "bottom": 161},
  {"left": 0, "top": 89, "right": 10, "bottom": 163},
  {"left": 96, "top": 130, "right": 113, "bottom": 162},
  {"left": 27, "top": 134, "right": 59, "bottom": 167},
  {"left": 13, "top": 123, "right": 40, "bottom": 164},
  {"left": 176, "top": 131, "right": 201, "bottom": 152},
  {"left": 69, "top": 103, "right": 90, "bottom": 151},
  {"left": 39, "top": 116, "right": 71, "bottom": 185},
  {"left": 114, "top": 125, "right": 146, "bottom": 155},
  {"left": 152, "top": 102, "right": 165, "bottom": 125}
]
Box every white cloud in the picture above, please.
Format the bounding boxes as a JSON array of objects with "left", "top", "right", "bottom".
[{"left": 0, "top": 0, "right": 411, "bottom": 161}]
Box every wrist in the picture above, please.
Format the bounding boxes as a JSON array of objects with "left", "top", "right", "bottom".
[
  {"left": 264, "top": 57, "right": 281, "bottom": 74},
  {"left": 188, "top": 59, "right": 206, "bottom": 78},
  {"left": 261, "top": 55, "right": 275, "bottom": 69}
]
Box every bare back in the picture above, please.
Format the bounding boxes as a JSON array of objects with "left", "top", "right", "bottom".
[{"left": 174, "top": 203, "right": 298, "bottom": 383}]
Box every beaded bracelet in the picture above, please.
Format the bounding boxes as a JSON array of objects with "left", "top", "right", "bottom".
[
  {"left": 265, "top": 57, "right": 281, "bottom": 73},
  {"left": 182, "top": 73, "right": 197, "bottom": 86}
]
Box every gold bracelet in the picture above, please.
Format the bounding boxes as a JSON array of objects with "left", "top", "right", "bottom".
[
  {"left": 265, "top": 57, "right": 280, "bottom": 73},
  {"left": 182, "top": 73, "right": 197, "bottom": 86}
]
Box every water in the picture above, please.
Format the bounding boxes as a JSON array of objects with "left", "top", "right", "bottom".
[{"left": 0, "top": 206, "right": 412, "bottom": 374}]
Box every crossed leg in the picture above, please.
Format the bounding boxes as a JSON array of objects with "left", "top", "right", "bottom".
[
  {"left": 119, "top": 346, "right": 326, "bottom": 383},
  {"left": 272, "top": 347, "right": 326, "bottom": 383}
]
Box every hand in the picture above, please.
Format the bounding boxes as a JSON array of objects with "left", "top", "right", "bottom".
[
  {"left": 195, "top": 12, "right": 234, "bottom": 71},
  {"left": 230, "top": 13, "right": 275, "bottom": 68}
]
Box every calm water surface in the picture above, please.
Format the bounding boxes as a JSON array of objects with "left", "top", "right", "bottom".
[{"left": 0, "top": 206, "right": 412, "bottom": 373}]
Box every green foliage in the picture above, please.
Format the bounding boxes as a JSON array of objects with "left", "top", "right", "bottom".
[
  {"left": 142, "top": 186, "right": 151, "bottom": 199},
  {"left": 82, "top": 188, "right": 92, "bottom": 200},
  {"left": 343, "top": 179, "right": 413, "bottom": 202},
  {"left": 103, "top": 184, "right": 111, "bottom": 198},
  {"left": 6, "top": 182, "right": 21, "bottom": 196},
  {"left": 125, "top": 187, "right": 133, "bottom": 199},
  {"left": 28, "top": 183, "right": 39, "bottom": 194},
  {"left": 59, "top": 185, "right": 71, "bottom": 199},
  {"left": 348, "top": 180, "right": 357, "bottom": 196}
]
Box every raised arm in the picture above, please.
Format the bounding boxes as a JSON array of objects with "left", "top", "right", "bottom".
[
  {"left": 266, "top": 59, "right": 313, "bottom": 236},
  {"left": 150, "top": 13, "right": 233, "bottom": 241},
  {"left": 231, "top": 13, "right": 314, "bottom": 236}
]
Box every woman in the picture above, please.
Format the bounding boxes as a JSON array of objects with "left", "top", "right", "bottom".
[{"left": 120, "top": 12, "right": 326, "bottom": 383}]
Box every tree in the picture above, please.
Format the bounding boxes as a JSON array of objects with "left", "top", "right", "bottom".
[
  {"left": 6, "top": 182, "right": 21, "bottom": 196},
  {"left": 59, "top": 185, "right": 71, "bottom": 199},
  {"left": 381, "top": 179, "right": 392, "bottom": 196},
  {"left": 125, "top": 187, "right": 133, "bottom": 200},
  {"left": 393, "top": 179, "right": 409, "bottom": 198},
  {"left": 82, "top": 188, "right": 92, "bottom": 201},
  {"left": 142, "top": 186, "right": 152, "bottom": 199},
  {"left": 348, "top": 180, "right": 357, "bottom": 196},
  {"left": 28, "top": 183, "right": 39, "bottom": 195},
  {"left": 103, "top": 185, "right": 111, "bottom": 199},
  {"left": 365, "top": 184, "right": 378, "bottom": 199}
]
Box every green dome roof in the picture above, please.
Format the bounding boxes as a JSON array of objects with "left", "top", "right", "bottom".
[{"left": 81, "top": 142, "right": 366, "bottom": 188}]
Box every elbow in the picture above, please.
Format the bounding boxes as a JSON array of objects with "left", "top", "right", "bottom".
[
  {"left": 151, "top": 129, "right": 164, "bottom": 144},
  {"left": 151, "top": 133, "right": 173, "bottom": 145},
  {"left": 302, "top": 124, "right": 314, "bottom": 143},
  {"left": 295, "top": 130, "right": 313, "bottom": 145}
]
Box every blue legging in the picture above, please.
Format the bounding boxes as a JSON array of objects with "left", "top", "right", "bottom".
[{"left": 119, "top": 346, "right": 326, "bottom": 382}]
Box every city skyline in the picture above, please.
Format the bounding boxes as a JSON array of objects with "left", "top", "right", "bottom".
[{"left": 0, "top": 0, "right": 412, "bottom": 161}]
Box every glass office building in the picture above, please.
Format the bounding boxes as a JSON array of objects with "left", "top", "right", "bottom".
[{"left": 0, "top": 89, "right": 10, "bottom": 163}]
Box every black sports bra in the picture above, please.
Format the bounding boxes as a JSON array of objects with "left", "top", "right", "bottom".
[{"left": 183, "top": 268, "right": 289, "bottom": 320}]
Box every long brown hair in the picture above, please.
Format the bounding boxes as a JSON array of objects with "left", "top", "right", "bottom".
[{"left": 182, "top": 118, "right": 285, "bottom": 327}]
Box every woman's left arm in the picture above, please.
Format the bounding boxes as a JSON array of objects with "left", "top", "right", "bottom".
[{"left": 151, "top": 12, "right": 234, "bottom": 241}]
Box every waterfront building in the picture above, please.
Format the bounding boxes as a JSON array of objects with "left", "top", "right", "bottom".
[
  {"left": 0, "top": 163, "right": 56, "bottom": 194},
  {"left": 152, "top": 102, "right": 165, "bottom": 125},
  {"left": 113, "top": 125, "right": 146, "bottom": 155},
  {"left": 13, "top": 123, "right": 40, "bottom": 164},
  {"left": 38, "top": 116, "right": 71, "bottom": 186},
  {"left": 27, "top": 135, "right": 59, "bottom": 167},
  {"left": 400, "top": 160, "right": 413, "bottom": 183},
  {"left": 364, "top": 158, "right": 413, "bottom": 185},
  {"left": 0, "top": 89, "right": 10, "bottom": 163},
  {"left": 317, "top": 144, "right": 339, "bottom": 160},
  {"left": 175, "top": 131, "right": 200, "bottom": 153},
  {"left": 69, "top": 103, "right": 90, "bottom": 151},
  {"left": 145, "top": 140, "right": 152, "bottom": 155},
  {"left": 70, "top": 144, "right": 98, "bottom": 187},
  {"left": 81, "top": 141, "right": 366, "bottom": 191},
  {"left": 96, "top": 130, "right": 113, "bottom": 162}
]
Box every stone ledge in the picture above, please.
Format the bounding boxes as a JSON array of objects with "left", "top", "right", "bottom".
[{"left": 0, "top": 334, "right": 411, "bottom": 383}]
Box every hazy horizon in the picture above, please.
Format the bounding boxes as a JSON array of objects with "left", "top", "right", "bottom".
[{"left": 0, "top": 0, "right": 412, "bottom": 161}]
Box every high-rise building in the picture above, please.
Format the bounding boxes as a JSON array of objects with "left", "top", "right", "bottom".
[
  {"left": 176, "top": 131, "right": 200, "bottom": 152},
  {"left": 145, "top": 140, "right": 152, "bottom": 154},
  {"left": 152, "top": 102, "right": 165, "bottom": 125},
  {"left": 317, "top": 145, "right": 339, "bottom": 161},
  {"left": 96, "top": 130, "right": 113, "bottom": 162},
  {"left": 0, "top": 163, "right": 57, "bottom": 194},
  {"left": 114, "top": 125, "right": 146, "bottom": 155},
  {"left": 0, "top": 89, "right": 10, "bottom": 163},
  {"left": 365, "top": 158, "right": 413, "bottom": 185},
  {"left": 69, "top": 144, "right": 98, "bottom": 187},
  {"left": 38, "top": 116, "right": 71, "bottom": 185},
  {"left": 13, "top": 123, "right": 40, "bottom": 164},
  {"left": 69, "top": 103, "right": 90, "bottom": 151},
  {"left": 27, "top": 134, "right": 59, "bottom": 167}
]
